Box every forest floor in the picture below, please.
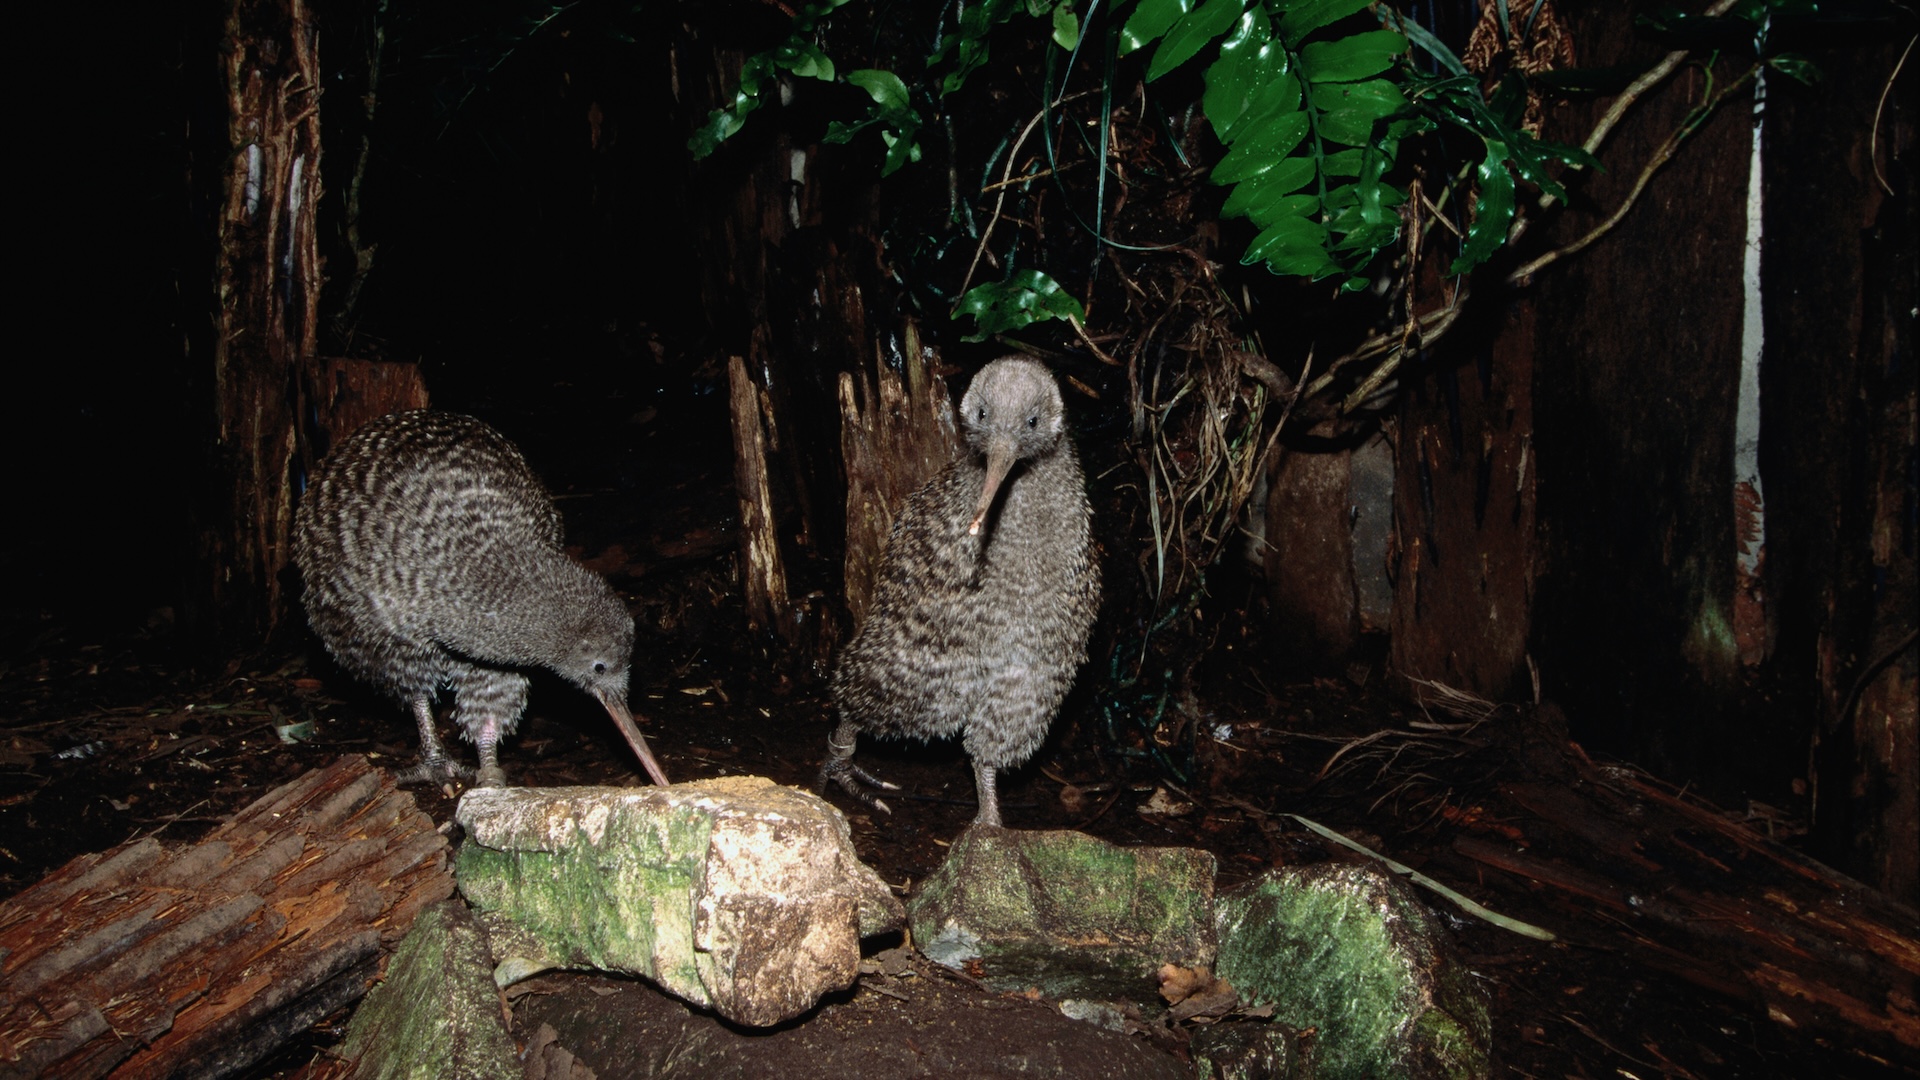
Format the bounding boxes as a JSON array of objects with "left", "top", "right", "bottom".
[{"left": 3, "top": 508, "right": 1908, "bottom": 1079}]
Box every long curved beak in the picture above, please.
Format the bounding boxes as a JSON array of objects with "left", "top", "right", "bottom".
[
  {"left": 967, "top": 438, "right": 1018, "bottom": 536},
  {"left": 596, "top": 689, "right": 671, "bottom": 786}
]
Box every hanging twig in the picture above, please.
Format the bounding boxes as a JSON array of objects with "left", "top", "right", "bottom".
[
  {"left": 956, "top": 92, "right": 1098, "bottom": 302},
  {"left": 1507, "top": 63, "right": 1760, "bottom": 287},
  {"left": 1510, "top": 0, "right": 1743, "bottom": 244},
  {"left": 1870, "top": 34, "right": 1915, "bottom": 196}
]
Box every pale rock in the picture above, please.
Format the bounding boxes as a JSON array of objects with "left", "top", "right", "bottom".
[{"left": 455, "top": 777, "right": 902, "bottom": 1027}]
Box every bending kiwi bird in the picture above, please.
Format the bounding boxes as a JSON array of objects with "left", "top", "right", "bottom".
[
  {"left": 824, "top": 356, "right": 1099, "bottom": 827},
  {"left": 293, "top": 409, "right": 670, "bottom": 788}
]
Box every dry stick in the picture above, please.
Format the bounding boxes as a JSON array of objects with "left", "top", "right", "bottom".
[
  {"left": 956, "top": 109, "right": 1048, "bottom": 302},
  {"left": 1301, "top": 300, "right": 1463, "bottom": 405},
  {"left": 1313, "top": 728, "right": 1402, "bottom": 782},
  {"left": 1288, "top": 813, "right": 1559, "bottom": 941},
  {"left": 1066, "top": 313, "right": 1123, "bottom": 366}
]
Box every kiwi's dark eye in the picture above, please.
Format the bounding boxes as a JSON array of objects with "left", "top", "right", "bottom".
[
  {"left": 1028, "top": 415, "right": 1039, "bottom": 429},
  {"left": 977, "top": 407, "right": 987, "bottom": 420},
  {"left": 592, "top": 661, "right": 608, "bottom": 675}
]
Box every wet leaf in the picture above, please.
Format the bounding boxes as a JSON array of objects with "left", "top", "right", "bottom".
[
  {"left": 1313, "top": 79, "right": 1409, "bottom": 146},
  {"left": 1210, "top": 110, "right": 1310, "bottom": 184},
  {"left": 846, "top": 69, "right": 910, "bottom": 110},
  {"left": 954, "top": 269, "right": 1086, "bottom": 341},
  {"left": 1147, "top": 0, "right": 1244, "bottom": 82},
  {"left": 1300, "top": 29, "right": 1407, "bottom": 83},
  {"left": 1119, "top": 0, "right": 1194, "bottom": 57},
  {"left": 1242, "top": 215, "right": 1333, "bottom": 277},
  {"left": 1768, "top": 53, "right": 1820, "bottom": 84},
  {"left": 1276, "top": 0, "right": 1375, "bottom": 40},
  {"left": 1052, "top": 1, "right": 1081, "bottom": 50},
  {"left": 1220, "top": 164, "right": 1316, "bottom": 221},
  {"left": 1205, "top": 44, "right": 1297, "bottom": 144},
  {"left": 1451, "top": 140, "right": 1517, "bottom": 274}
]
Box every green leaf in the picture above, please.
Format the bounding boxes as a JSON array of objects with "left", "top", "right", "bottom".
[
  {"left": 846, "top": 68, "right": 911, "bottom": 109},
  {"left": 1205, "top": 45, "right": 1298, "bottom": 143},
  {"left": 1768, "top": 53, "right": 1820, "bottom": 85},
  {"left": 1450, "top": 140, "right": 1517, "bottom": 273},
  {"left": 1147, "top": 0, "right": 1246, "bottom": 82},
  {"left": 1053, "top": 2, "right": 1082, "bottom": 50},
  {"left": 1311, "top": 79, "right": 1407, "bottom": 145},
  {"left": 1222, "top": 170, "right": 1317, "bottom": 224},
  {"left": 1211, "top": 110, "right": 1310, "bottom": 183},
  {"left": 936, "top": 0, "right": 1024, "bottom": 95},
  {"left": 773, "top": 39, "right": 835, "bottom": 80},
  {"left": 1329, "top": 217, "right": 1400, "bottom": 254},
  {"left": 879, "top": 129, "right": 922, "bottom": 176},
  {"left": 1387, "top": 11, "right": 1469, "bottom": 77},
  {"left": 1300, "top": 29, "right": 1406, "bottom": 83},
  {"left": 1275, "top": 0, "right": 1375, "bottom": 40},
  {"left": 688, "top": 34, "right": 842, "bottom": 157},
  {"left": 822, "top": 118, "right": 870, "bottom": 144},
  {"left": 1320, "top": 148, "right": 1364, "bottom": 176},
  {"left": 1120, "top": 0, "right": 1194, "bottom": 56},
  {"left": 1243, "top": 215, "right": 1335, "bottom": 276},
  {"left": 954, "top": 269, "right": 1086, "bottom": 341},
  {"left": 1200, "top": 11, "right": 1277, "bottom": 138}
]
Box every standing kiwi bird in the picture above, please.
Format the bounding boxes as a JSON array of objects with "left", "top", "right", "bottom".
[
  {"left": 824, "top": 357, "right": 1099, "bottom": 827},
  {"left": 293, "top": 409, "right": 670, "bottom": 788}
]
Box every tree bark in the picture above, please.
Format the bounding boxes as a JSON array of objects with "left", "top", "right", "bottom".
[
  {"left": 731, "top": 354, "right": 794, "bottom": 640},
  {"left": 1528, "top": 12, "right": 1764, "bottom": 791},
  {"left": 1389, "top": 298, "right": 1537, "bottom": 698},
  {"left": 306, "top": 357, "right": 430, "bottom": 462},
  {"left": 1517, "top": 11, "right": 1917, "bottom": 902},
  {"left": 1767, "top": 30, "right": 1919, "bottom": 906},
  {"left": 187, "top": 0, "right": 325, "bottom": 665},
  {"left": 838, "top": 323, "right": 960, "bottom": 628}
]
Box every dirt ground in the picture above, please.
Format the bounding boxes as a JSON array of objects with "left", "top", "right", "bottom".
[{"left": 1, "top": 384, "right": 1908, "bottom": 1077}]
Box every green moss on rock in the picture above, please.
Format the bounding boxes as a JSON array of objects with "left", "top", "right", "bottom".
[
  {"left": 337, "top": 899, "right": 518, "bottom": 1080},
  {"left": 1215, "top": 862, "right": 1490, "bottom": 1080},
  {"left": 907, "top": 827, "right": 1215, "bottom": 1000}
]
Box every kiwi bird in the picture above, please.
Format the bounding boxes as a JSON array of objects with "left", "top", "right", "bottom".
[
  {"left": 293, "top": 409, "right": 670, "bottom": 788},
  {"left": 824, "top": 356, "right": 1099, "bottom": 827}
]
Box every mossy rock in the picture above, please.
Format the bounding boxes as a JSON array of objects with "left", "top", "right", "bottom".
[
  {"left": 337, "top": 899, "right": 518, "bottom": 1080},
  {"left": 1215, "top": 861, "right": 1490, "bottom": 1080},
  {"left": 907, "top": 826, "right": 1216, "bottom": 1001}
]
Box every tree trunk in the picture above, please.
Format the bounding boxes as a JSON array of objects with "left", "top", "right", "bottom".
[
  {"left": 1772, "top": 34, "right": 1920, "bottom": 904},
  {"left": 187, "top": 0, "right": 324, "bottom": 665},
  {"left": 838, "top": 323, "right": 960, "bottom": 628},
  {"left": 306, "top": 358, "right": 430, "bottom": 462},
  {"left": 1388, "top": 299, "right": 1537, "bottom": 698},
  {"left": 1524, "top": 11, "right": 1917, "bottom": 904},
  {"left": 1529, "top": 12, "right": 1766, "bottom": 792},
  {"left": 730, "top": 353, "right": 795, "bottom": 641},
  {"left": 676, "top": 25, "right": 901, "bottom": 650}
]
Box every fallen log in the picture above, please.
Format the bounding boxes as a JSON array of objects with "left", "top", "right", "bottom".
[
  {"left": 0, "top": 754, "right": 453, "bottom": 1079},
  {"left": 1452, "top": 757, "right": 1920, "bottom": 1072}
]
